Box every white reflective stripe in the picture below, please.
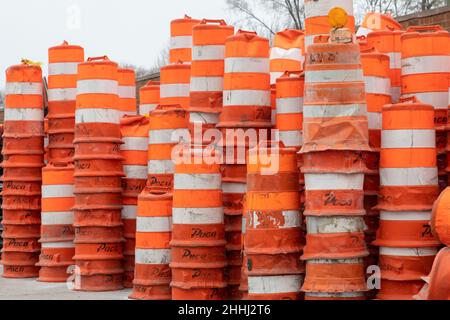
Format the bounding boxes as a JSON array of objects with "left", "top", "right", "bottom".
[
  {"left": 222, "top": 182, "right": 247, "bottom": 194},
  {"left": 172, "top": 207, "right": 224, "bottom": 224},
  {"left": 42, "top": 185, "right": 74, "bottom": 198},
  {"left": 364, "top": 76, "right": 391, "bottom": 95},
  {"left": 41, "top": 242, "right": 75, "bottom": 249},
  {"left": 160, "top": 83, "right": 190, "bottom": 98},
  {"left": 306, "top": 216, "right": 366, "bottom": 234},
  {"left": 44, "top": 137, "right": 49, "bottom": 147},
  {"left": 192, "top": 45, "right": 225, "bottom": 61},
  {"left": 189, "top": 112, "right": 220, "bottom": 124},
  {"left": 47, "top": 88, "right": 77, "bottom": 102},
  {"left": 306, "top": 292, "right": 365, "bottom": 298},
  {"left": 248, "top": 275, "right": 303, "bottom": 294},
  {"left": 380, "top": 168, "right": 438, "bottom": 186},
  {"left": 137, "top": 216, "right": 172, "bottom": 232},
  {"left": 135, "top": 248, "right": 171, "bottom": 264},
  {"left": 77, "top": 79, "right": 118, "bottom": 95},
  {"left": 189, "top": 77, "right": 223, "bottom": 92},
  {"left": 391, "top": 86, "right": 401, "bottom": 103},
  {"left": 121, "top": 137, "right": 148, "bottom": 151},
  {"left": 276, "top": 97, "right": 303, "bottom": 114},
  {"left": 171, "top": 36, "right": 192, "bottom": 49},
  {"left": 124, "top": 165, "right": 147, "bottom": 179},
  {"left": 270, "top": 72, "right": 284, "bottom": 84},
  {"left": 304, "top": 0, "right": 353, "bottom": 19},
  {"left": 380, "top": 211, "right": 431, "bottom": 221},
  {"left": 380, "top": 247, "right": 438, "bottom": 257},
  {"left": 5, "top": 82, "right": 43, "bottom": 95},
  {"left": 4, "top": 108, "right": 44, "bottom": 121},
  {"left": 122, "top": 205, "right": 137, "bottom": 219},
  {"left": 251, "top": 210, "right": 301, "bottom": 228},
  {"left": 148, "top": 160, "right": 174, "bottom": 174},
  {"left": 242, "top": 217, "right": 247, "bottom": 234},
  {"left": 277, "top": 130, "right": 303, "bottom": 148},
  {"left": 41, "top": 211, "right": 73, "bottom": 225},
  {"left": 225, "top": 57, "right": 270, "bottom": 73},
  {"left": 356, "top": 27, "right": 372, "bottom": 37},
  {"left": 118, "top": 86, "right": 136, "bottom": 99},
  {"left": 308, "top": 258, "right": 363, "bottom": 264},
  {"left": 306, "top": 69, "right": 363, "bottom": 83},
  {"left": 402, "top": 92, "right": 449, "bottom": 110},
  {"left": 387, "top": 52, "right": 401, "bottom": 69},
  {"left": 75, "top": 108, "right": 119, "bottom": 124},
  {"left": 223, "top": 90, "right": 271, "bottom": 106},
  {"left": 174, "top": 173, "right": 221, "bottom": 190},
  {"left": 270, "top": 47, "right": 303, "bottom": 61},
  {"left": 139, "top": 103, "right": 158, "bottom": 116},
  {"left": 368, "top": 112, "right": 381, "bottom": 130},
  {"left": 48, "top": 62, "right": 79, "bottom": 75},
  {"left": 304, "top": 173, "right": 364, "bottom": 190},
  {"left": 149, "top": 128, "right": 189, "bottom": 144},
  {"left": 382, "top": 130, "right": 435, "bottom": 149},
  {"left": 402, "top": 56, "right": 450, "bottom": 75},
  {"left": 303, "top": 103, "right": 367, "bottom": 118}
]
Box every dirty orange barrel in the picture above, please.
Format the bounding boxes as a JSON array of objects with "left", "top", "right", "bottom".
[
  {"left": 170, "top": 145, "right": 227, "bottom": 300},
  {"left": 219, "top": 30, "right": 272, "bottom": 129},
  {"left": 120, "top": 115, "right": 149, "bottom": 287},
  {"left": 401, "top": 26, "right": 450, "bottom": 131},
  {"left": 377, "top": 279, "right": 425, "bottom": 300},
  {"left": 189, "top": 19, "right": 234, "bottom": 124},
  {"left": 37, "top": 164, "right": 75, "bottom": 282},
  {"left": 117, "top": 68, "right": 137, "bottom": 117},
  {"left": 377, "top": 100, "right": 439, "bottom": 212},
  {"left": 170, "top": 15, "right": 201, "bottom": 64},
  {"left": 432, "top": 187, "right": 450, "bottom": 246},
  {"left": 129, "top": 192, "right": 172, "bottom": 300},
  {"left": 47, "top": 41, "right": 84, "bottom": 165},
  {"left": 160, "top": 62, "right": 190, "bottom": 108},
  {"left": 367, "top": 30, "right": 404, "bottom": 103},
  {"left": 270, "top": 29, "right": 305, "bottom": 84},
  {"left": 356, "top": 12, "right": 402, "bottom": 37},
  {"left": 304, "top": 0, "right": 355, "bottom": 48},
  {"left": 147, "top": 105, "right": 189, "bottom": 193},
  {"left": 417, "top": 247, "right": 450, "bottom": 300},
  {"left": 139, "top": 81, "right": 159, "bottom": 116},
  {"left": 245, "top": 142, "right": 304, "bottom": 300}
]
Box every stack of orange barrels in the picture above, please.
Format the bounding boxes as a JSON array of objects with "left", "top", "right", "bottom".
[
  {"left": 401, "top": 26, "right": 450, "bottom": 192},
  {"left": 217, "top": 30, "right": 272, "bottom": 299},
  {"left": 1, "top": 62, "right": 44, "bottom": 278},
  {"left": 139, "top": 81, "right": 160, "bottom": 116},
  {"left": 300, "top": 36, "right": 371, "bottom": 300},
  {"left": 373, "top": 99, "right": 441, "bottom": 300},
  {"left": 72, "top": 56, "right": 125, "bottom": 291},
  {"left": 245, "top": 141, "right": 304, "bottom": 300},
  {"left": 169, "top": 15, "right": 201, "bottom": 64},
  {"left": 120, "top": 115, "right": 149, "bottom": 287},
  {"left": 36, "top": 42, "right": 84, "bottom": 283}
]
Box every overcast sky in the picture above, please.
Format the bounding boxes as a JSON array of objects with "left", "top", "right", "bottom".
[{"left": 0, "top": 0, "right": 229, "bottom": 88}]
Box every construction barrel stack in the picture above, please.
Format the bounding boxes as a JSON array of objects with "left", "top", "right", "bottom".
[
  {"left": 117, "top": 68, "right": 137, "bottom": 117},
  {"left": 401, "top": 26, "right": 450, "bottom": 193},
  {"left": 139, "top": 81, "right": 160, "bottom": 116},
  {"left": 373, "top": 100, "right": 441, "bottom": 300},
  {"left": 1, "top": 62, "right": 44, "bottom": 278},
  {"left": 170, "top": 15, "right": 201, "bottom": 64},
  {"left": 300, "top": 33, "right": 371, "bottom": 300},
  {"left": 245, "top": 141, "right": 304, "bottom": 300},
  {"left": 72, "top": 56, "right": 125, "bottom": 291}
]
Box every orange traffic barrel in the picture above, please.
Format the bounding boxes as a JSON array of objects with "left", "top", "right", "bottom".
[
  {"left": 139, "top": 81, "right": 159, "bottom": 116},
  {"left": 367, "top": 30, "right": 404, "bottom": 103},
  {"left": 377, "top": 279, "right": 425, "bottom": 300},
  {"left": 120, "top": 115, "right": 149, "bottom": 287},
  {"left": 416, "top": 247, "right": 450, "bottom": 300},
  {"left": 170, "top": 15, "right": 201, "bottom": 64},
  {"left": 304, "top": 0, "right": 355, "bottom": 48},
  {"left": 47, "top": 41, "right": 84, "bottom": 165},
  {"left": 147, "top": 105, "right": 189, "bottom": 193},
  {"left": 245, "top": 142, "right": 304, "bottom": 300},
  {"left": 218, "top": 30, "right": 271, "bottom": 129},
  {"left": 432, "top": 187, "right": 450, "bottom": 246},
  {"left": 270, "top": 29, "right": 305, "bottom": 84},
  {"left": 129, "top": 192, "right": 172, "bottom": 300},
  {"left": 170, "top": 145, "right": 226, "bottom": 300},
  {"left": 160, "top": 62, "right": 190, "bottom": 108},
  {"left": 401, "top": 26, "right": 450, "bottom": 131},
  {"left": 377, "top": 101, "right": 439, "bottom": 212},
  {"left": 37, "top": 164, "right": 75, "bottom": 282},
  {"left": 356, "top": 12, "right": 402, "bottom": 37},
  {"left": 302, "top": 41, "right": 370, "bottom": 153},
  {"left": 117, "top": 68, "right": 137, "bottom": 117}
]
